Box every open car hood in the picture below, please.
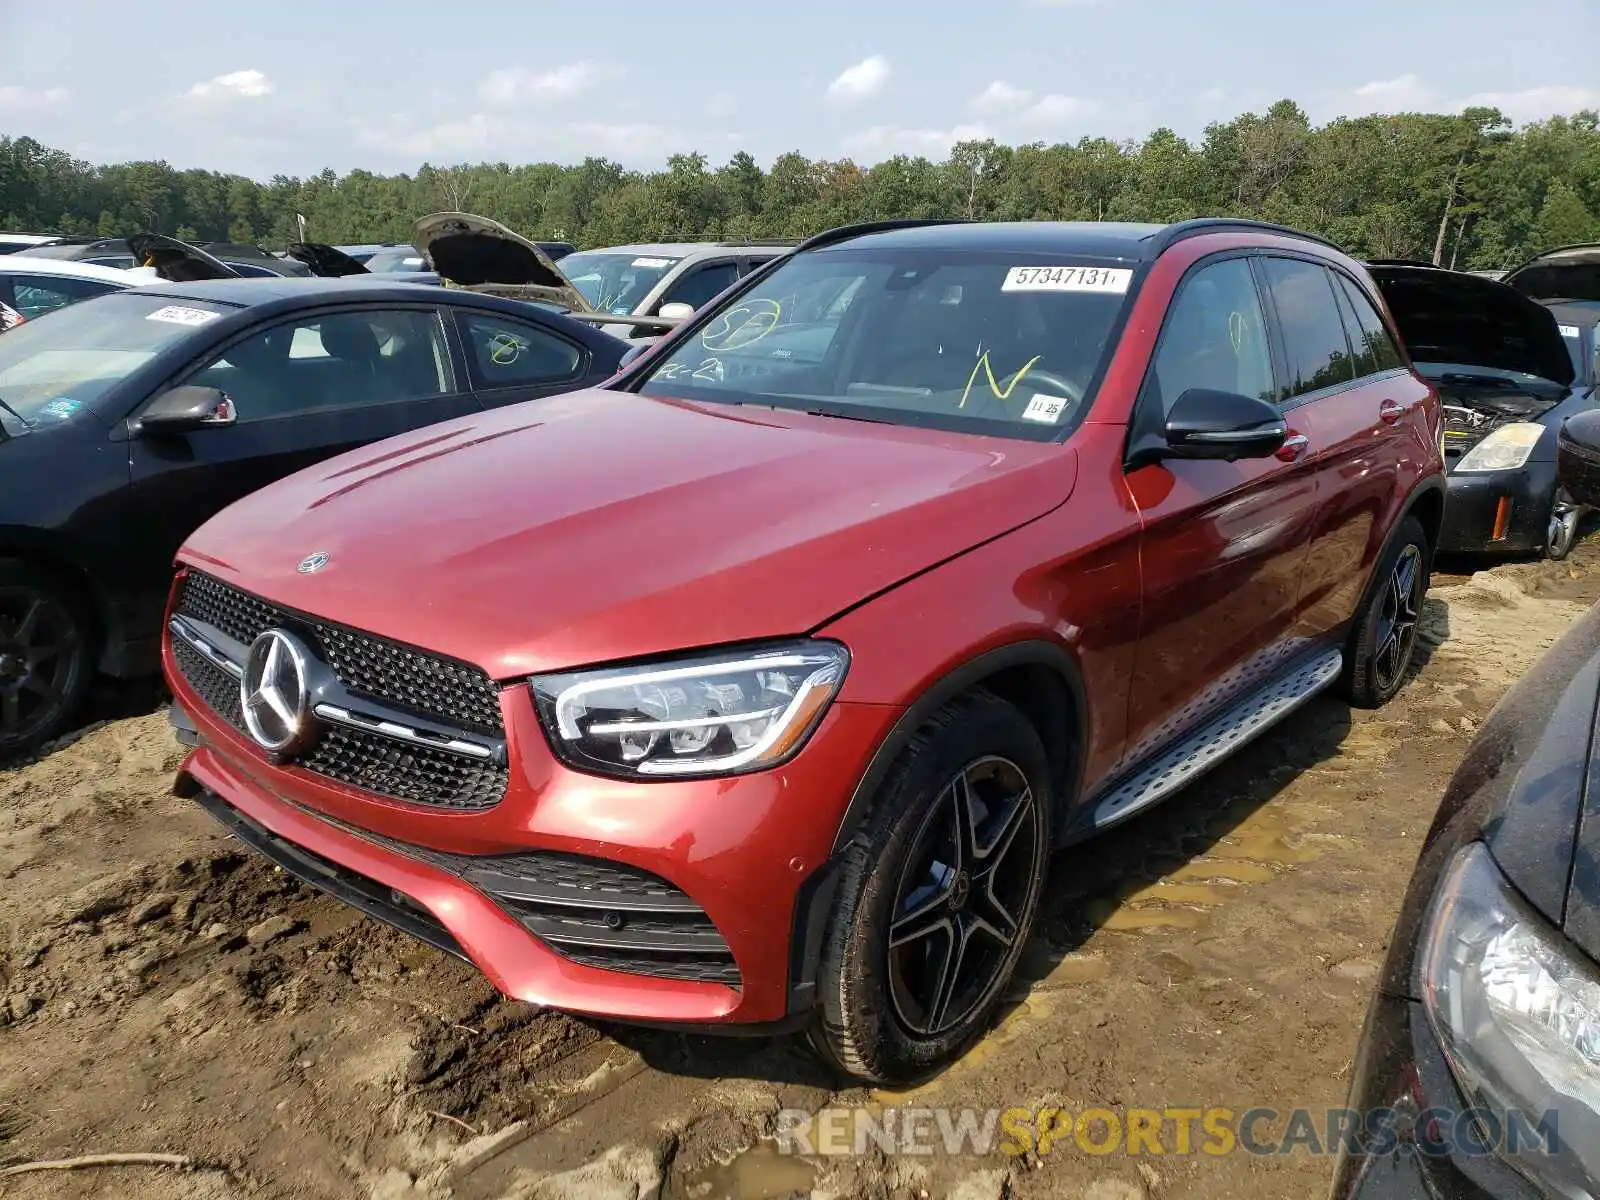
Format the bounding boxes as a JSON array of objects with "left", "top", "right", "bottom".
[
  {"left": 286, "top": 242, "right": 371, "bottom": 278},
  {"left": 1368, "top": 263, "right": 1576, "bottom": 387},
  {"left": 127, "top": 234, "right": 242, "bottom": 283},
  {"left": 1502, "top": 244, "right": 1600, "bottom": 306},
  {"left": 411, "top": 211, "right": 592, "bottom": 312}
]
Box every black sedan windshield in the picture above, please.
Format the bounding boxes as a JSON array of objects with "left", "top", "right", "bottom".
[
  {"left": 636, "top": 248, "right": 1135, "bottom": 439},
  {"left": 0, "top": 292, "right": 230, "bottom": 427}
]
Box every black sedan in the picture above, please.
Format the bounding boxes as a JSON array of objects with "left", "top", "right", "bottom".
[
  {"left": 0, "top": 277, "right": 627, "bottom": 754},
  {"left": 1368, "top": 261, "right": 1598, "bottom": 560},
  {"left": 1333, "top": 409, "right": 1600, "bottom": 1198}
]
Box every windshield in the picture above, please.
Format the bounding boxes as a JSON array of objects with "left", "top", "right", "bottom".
[
  {"left": 634, "top": 248, "right": 1135, "bottom": 439},
  {"left": 0, "top": 292, "right": 233, "bottom": 430},
  {"left": 560, "top": 251, "right": 682, "bottom": 314},
  {"left": 365, "top": 248, "right": 429, "bottom": 273}
]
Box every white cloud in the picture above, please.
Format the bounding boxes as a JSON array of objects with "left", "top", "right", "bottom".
[
  {"left": 1460, "top": 84, "right": 1600, "bottom": 123},
  {"left": 843, "top": 123, "right": 990, "bottom": 158},
  {"left": 1019, "top": 93, "right": 1096, "bottom": 129},
  {"left": 479, "top": 61, "right": 602, "bottom": 106},
  {"left": 970, "top": 81, "right": 1033, "bottom": 116},
  {"left": 826, "top": 55, "right": 890, "bottom": 105},
  {"left": 1347, "top": 73, "right": 1436, "bottom": 112},
  {"left": 0, "top": 85, "right": 70, "bottom": 113},
  {"left": 1327, "top": 76, "right": 1597, "bottom": 124},
  {"left": 185, "top": 69, "right": 273, "bottom": 100},
  {"left": 353, "top": 111, "right": 730, "bottom": 167}
]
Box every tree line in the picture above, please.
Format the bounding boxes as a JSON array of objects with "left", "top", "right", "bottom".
[{"left": 3, "top": 100, "right": 1598, "bottom": 270}]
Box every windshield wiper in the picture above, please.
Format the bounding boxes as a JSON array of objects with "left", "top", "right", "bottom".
[
  {"left": 802, "top": 407, "right": 891, "bottom": 425},
  {"left": 0, "top": 394, "right": 27, "bottom": 440}
]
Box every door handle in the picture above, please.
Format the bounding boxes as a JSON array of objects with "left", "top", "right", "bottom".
[
  {"left": 1275, "top": 432, "right": 1309, "bottom": 462},
  {"left": 1379, "top": 399, "right": 1405, "bottom": 424}
]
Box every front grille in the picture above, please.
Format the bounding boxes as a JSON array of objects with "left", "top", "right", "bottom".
[
  {"left": 172, "top": 639, "right": 242, "bottom": 728},
  {"left": 177, "top": 572, "right": 504, "bottom": 733},
  {"left": 300, "top": 723, "right": 508, "bottom": 811},
  {"left": 172, "top": 572, "right": 508, "bottom": 812}
]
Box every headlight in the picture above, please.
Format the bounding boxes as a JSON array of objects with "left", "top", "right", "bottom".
[
  {"left": 1419, "top": 842, "right": 1600, "bottom": 1194},
  {"left": 530, "top": 641, "right": 849, "bottom": 779},
  {"left": 1455, "top": 422, "right": 1544, "bottom": 472}
]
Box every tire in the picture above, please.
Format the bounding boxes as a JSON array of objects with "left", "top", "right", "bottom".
[
  {"left": 0, "top": 560, "right": 95, "bottom": 759},
  {"left": 1544, "top": 491, "right": 1581, "bottom": 561},
  {"left": 1340, "top": 515, "right": 1430, "bottom": 709},
  {"left": 810, "top": 690, "right": 1053, "bottom": 1086}
]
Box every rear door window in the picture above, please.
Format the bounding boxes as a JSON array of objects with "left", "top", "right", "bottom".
[
  {"left": 1261, "top": 258, "right": 1358, "bottom": 399},
  {"left": 7, "top": 273, "right": 123, "bottom": 319},
  {"left": 1333, "top": 274, "right": 1404, "bottom": 377},
  {"left": 456, "top": 311, "right": 586, "bottom": 390}
]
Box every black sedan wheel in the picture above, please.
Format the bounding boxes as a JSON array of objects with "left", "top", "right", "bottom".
[
  {"left": 1545, "top": 491, "right": 1583, "bottom": 561},
  {"left": 0, "top": 563, "right": 93, "bottom": 758},
  {"left": 811, "top": 691, "right": 1052, "bottom": 1085}
]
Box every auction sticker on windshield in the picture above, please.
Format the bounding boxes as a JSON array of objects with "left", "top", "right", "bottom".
[
  {"left": 632, "top": 257, "right": 673, "bottom": 269},
  {"left": 1560, "top": 325, "right": 1580, "bottom": 337},
  {"left": 146, "top": 305, "right": 221, "bottom": 326},
  {"left": 1002, "top": 266, "right": 1132, "bottom": 293},
  {"left": 1022, "top": 394, "right": 1069, "bottom": 423}
]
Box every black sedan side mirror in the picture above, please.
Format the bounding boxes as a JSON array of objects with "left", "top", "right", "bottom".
[
  {"left": 1557, "top": 409, "right": 1600, "bottom": 507},
  {"left": 136, "top": 386, "right": 237, "bottom": 435},
  {"left": 1130, "top": 388, "right": 1288, "bottom": 466}
]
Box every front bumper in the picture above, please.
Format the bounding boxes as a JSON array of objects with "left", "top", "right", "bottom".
[
  {"left": 168, "top": 652, "right": 900, "bottom": 1026},
  {"left": 1330, "top": 992, "right": 1542, "bottom": 1200},
  {"left": 1437, "top": 459, "right": 1556, "bottom": 556}
]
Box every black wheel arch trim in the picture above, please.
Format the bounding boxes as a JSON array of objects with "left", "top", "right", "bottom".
[
  {"left": 785, "top": 640, "right": 1086, "bottom": 1015},
  {"left": 827, "top": 640, "right": 1088, "bottom": 854}
]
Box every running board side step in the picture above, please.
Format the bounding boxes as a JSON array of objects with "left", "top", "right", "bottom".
[{"left": 1088, "top": 648, "right": 1344, "bottom": 833}]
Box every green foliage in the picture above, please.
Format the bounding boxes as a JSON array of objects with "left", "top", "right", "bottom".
[{"left": 2, "top": 102, "right": 1597, "bottom": 268}]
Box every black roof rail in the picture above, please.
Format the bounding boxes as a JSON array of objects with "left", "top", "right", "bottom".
[
  {"left": 1365, "top": 257, "right": 1440, "bottom": 269},
  {"left": 1149, "top": 218, "right": 1342, "bottom": 258},
  {"left": 716, "top": 238, "right": 798, "bottom": 247},
  {"left": 792, "top": 218, "right": 971, "bottom": 255}
]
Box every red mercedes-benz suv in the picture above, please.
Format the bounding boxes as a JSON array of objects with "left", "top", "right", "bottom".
[{"left": 163, "top": 218, "right": 1445, "bottom": 1083}]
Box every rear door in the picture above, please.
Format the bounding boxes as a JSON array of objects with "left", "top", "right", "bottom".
[
  {"left": 120, "top": 304, "right": 479, "bottom": 631},
  {"left": 1120, "top": 252, "right": 1323, "bottom": 776},
  {"left": 451, "top": 307, "right": 595, "bottom": 409},
  {"left": 1270, "top": 258, "right": 1431, "bottom": 638}
]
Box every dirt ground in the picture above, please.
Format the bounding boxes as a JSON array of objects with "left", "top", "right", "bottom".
[{"left": 4, "top": 542, "right": 1599, "bottom": 1200}]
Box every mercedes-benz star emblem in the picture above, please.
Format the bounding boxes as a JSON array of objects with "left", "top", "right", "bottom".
[
  {"left": 240, "top": 629, "right": 316, "bottom": 757},
  {"left": 297, "top": 552, "right": 329, "bottom": 575}
]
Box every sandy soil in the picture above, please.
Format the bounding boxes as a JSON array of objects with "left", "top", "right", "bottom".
[{"left": 2, "top": 543, "right": 1597, "bottom": 1200}]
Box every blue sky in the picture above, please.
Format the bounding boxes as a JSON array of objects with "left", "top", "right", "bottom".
[{"left": 1, "top": 0, "right": 1596, "bottom": 179}]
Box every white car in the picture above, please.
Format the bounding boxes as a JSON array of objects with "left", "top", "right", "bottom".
[{"left": 0, "top": 256, "right": 161, "bottom": 329}]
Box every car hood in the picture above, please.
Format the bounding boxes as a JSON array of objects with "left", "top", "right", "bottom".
[
  {"left": 128, "top": 234, "right": 242, "bottom": 283},
  {"left": 286, "top": 242, "right": 371, "bottom": 277},
  {"left": 177, "top": 390, "right": 1077, "bottom": 679},
  {"left": 1368, "top": 263, "right": 1576, "bottom": 388},
  {"left": 412, "top": 212, "right": 593, "bottom": 312},
  {"left": 1503, "top": 243, "right": 1600, "bottom": 306}
]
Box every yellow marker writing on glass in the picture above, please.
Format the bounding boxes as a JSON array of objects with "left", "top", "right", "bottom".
[{"left": 960, "top": 351, "right": 1043, "bottom": 410}]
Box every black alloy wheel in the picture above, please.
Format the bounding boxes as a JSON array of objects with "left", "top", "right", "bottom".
[
  {"left": 0, "top": 565, "right": 91, "bottom": 757},
  {"left": 1371, "top": 541, "right": 1423, "bottom": 696},
  {"left": 887, "top": 755, "right": 1040, "bottom": 1037}
]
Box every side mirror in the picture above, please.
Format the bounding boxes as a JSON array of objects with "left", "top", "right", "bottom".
[
  {"left": 1141, "top": 388, "right": 1288, "bottom": 464},
  {"left": 136, "top": 385, "right": 236, "bottom": 435},
  {"left": 1557, "top": 409, "right": 1600, "bottom": 507},
  {"left": 657, "top": 302, "right": 696, "bottom": 323}
]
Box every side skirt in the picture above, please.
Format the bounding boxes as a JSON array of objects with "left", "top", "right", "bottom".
[{"left": 1060, "top": 646, "right": 1345, "bottom": 846}]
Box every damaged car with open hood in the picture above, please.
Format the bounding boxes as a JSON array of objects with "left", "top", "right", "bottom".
[
  {"left": 1368, "top": 259, "right": 1599, "bottom": 559},
  {"left": 412, "top": 212, "right": 750, "bottom": 341}
]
